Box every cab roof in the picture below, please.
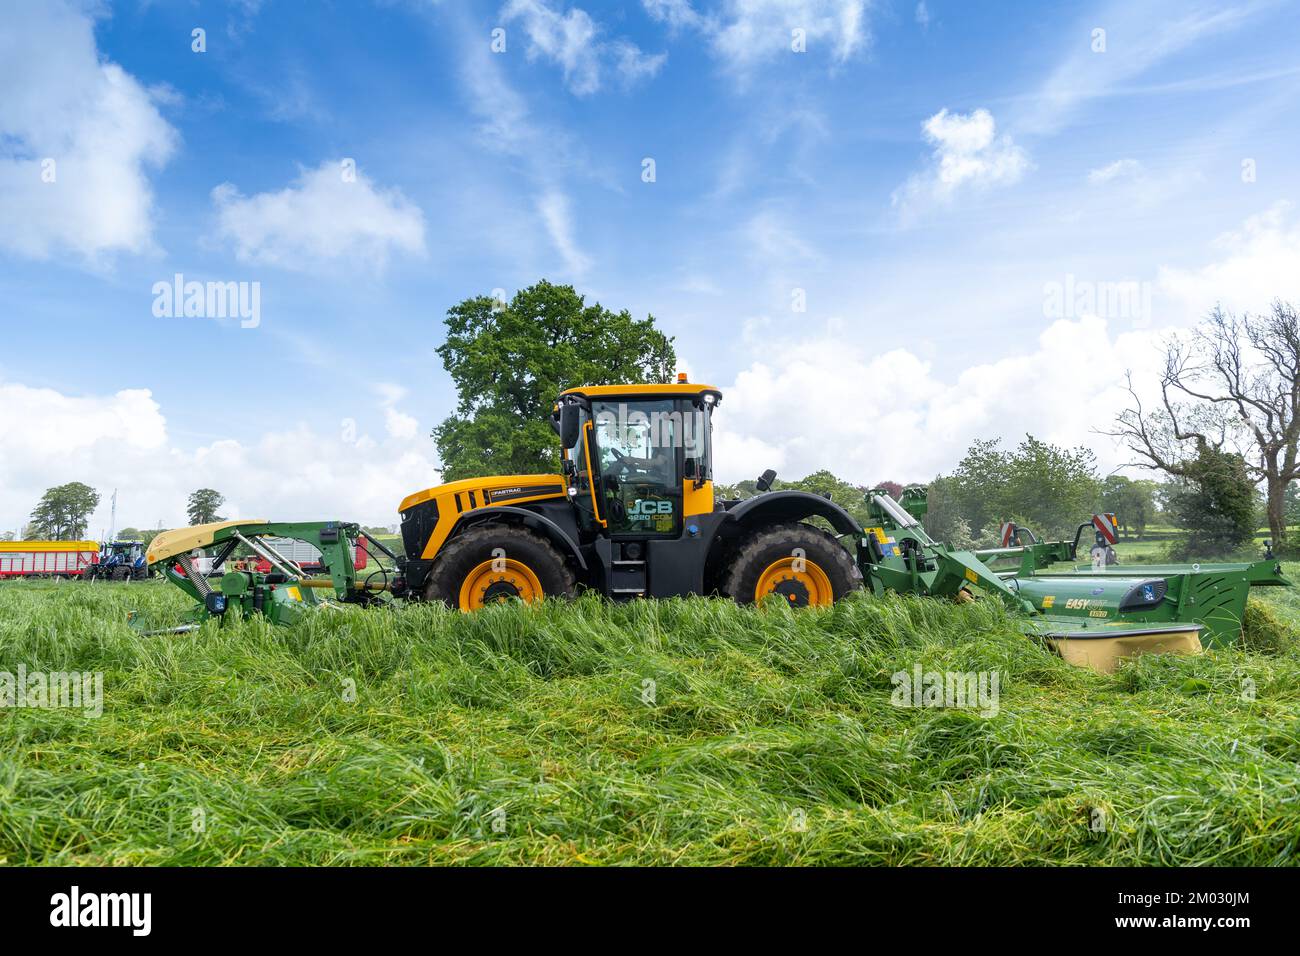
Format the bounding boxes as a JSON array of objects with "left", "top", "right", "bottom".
[{"left": 558, "top": 383, "right": 721, "bottom": 401}]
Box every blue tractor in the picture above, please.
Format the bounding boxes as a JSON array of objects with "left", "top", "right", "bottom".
[{"left": 85, "top": 541, "right": 151, "bottom": 581}]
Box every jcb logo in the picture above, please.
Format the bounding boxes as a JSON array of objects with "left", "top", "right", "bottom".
[{"left": 629, "top": 500, "right": 673, "bottom": 515}]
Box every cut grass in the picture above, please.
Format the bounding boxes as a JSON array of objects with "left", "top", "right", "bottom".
[{"left": 1, "top": 574, "right": 1299, "bottom": 865}]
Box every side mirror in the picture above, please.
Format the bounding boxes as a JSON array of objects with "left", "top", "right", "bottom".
[
  {"left": 756, "top": 469, "right": 777, "bottom": 492},
  {"left": 684, "top": 458, "right": 698, "bottom": 480},
  {"left": 559, "top": 404, "right": 581, "bottom": 449}
]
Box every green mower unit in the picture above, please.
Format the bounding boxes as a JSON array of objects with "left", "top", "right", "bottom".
[
  {"left": 141, "top": 519, "right": 398, "bottom": 631},
  {"left": 859, "top": 485, "right": 1290, "bottom": 671}
]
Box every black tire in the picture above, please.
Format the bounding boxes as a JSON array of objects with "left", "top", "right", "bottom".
[
  {"left": 424, "top": 524, "right": 577, "bottom": 610},
  {"left": 110, "top": 566, "right": 130, "bottom": 582},
  {"left": 721, "top": 521, "right": 862, "bottom": 607}
]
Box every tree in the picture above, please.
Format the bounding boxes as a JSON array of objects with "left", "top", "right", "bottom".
[
  {"left": 1001, "top": 435, "right": 1101, "bottom": 539},
  {"left": 714, "top": 479, "right": 759, "bottom": 500},
  {"left": 874, "top": 479, "right": 905, "bottom": 500},
  {"left": 29, "top": 483, "right": 100, "bottom": 540},
  {"left": 1162, "top": 445, "right": 1258, "bottom": 557},
  {"left": 114, "top": 527, "right": 161, "bottom": 547},
  {"left": 1109, "top": 301, "right": 1300, "bottom": 551},
  {"left": 0, "top": 532, "right": 13, "bottom": 542},
  {"left": 1099, "top": 475, "right": 1158, "bottom": 538},
  {"left": 784, "top": 469, "right": 873, "bottom": 527},
  {"left": 186, "top": 489, "right": 226, "bottom": 525},
  {"left": 949, "top": 439, "right": 1011, "bottom": 538},
  {"left": 714, "top": 471, "right": 872, "bottom": 529},
  {"left": 433, "top": 281, "right": 677, "bottom": 480},
  {"left": 946, "top": 435, "right": 1100, "bottom": 541},
  {"left": 1284, "top": 481, "right": 1300, "bottom": 528},
  {"left": 922, "top": 475, "right": 978, "bottom": 550}
]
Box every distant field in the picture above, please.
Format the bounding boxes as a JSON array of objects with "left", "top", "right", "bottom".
[
  {"left": 1076, "top": 527, "right": 1282, "bottom": 566},
  {"left": 2, "top": 571, "right": 1299, "bottom": 866}
]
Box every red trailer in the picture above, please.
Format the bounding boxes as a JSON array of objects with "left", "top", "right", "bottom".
[{"left": 0, "top": 540, "right": 100, "bottom": 578}]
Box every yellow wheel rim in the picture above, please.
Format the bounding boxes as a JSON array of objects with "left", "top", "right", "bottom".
[
  {"left": 458, "top": 558, "right": 544, "bottom": 611},
  {"left": 754, "top": 557, "right": 834, "bottom": 607}
]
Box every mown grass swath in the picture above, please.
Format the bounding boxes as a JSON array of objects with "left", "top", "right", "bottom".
[{"left": 2, "top": 575, "right": 1299, "bottom": 865}]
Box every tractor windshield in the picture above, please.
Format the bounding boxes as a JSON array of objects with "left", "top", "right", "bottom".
[{"left": 592, "top": 399, "right": 687, "bottom": 536}]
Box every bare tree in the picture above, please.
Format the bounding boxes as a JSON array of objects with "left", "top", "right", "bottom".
[{"left": 1107, "top": 301, "right": 1300, "bottom": 550}]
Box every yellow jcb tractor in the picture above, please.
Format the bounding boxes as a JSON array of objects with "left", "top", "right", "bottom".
[{"left": 393, "top": 379, "right": 864, "bottom": 610}]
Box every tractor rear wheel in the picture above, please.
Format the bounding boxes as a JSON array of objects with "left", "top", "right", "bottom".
[
  {"left": 722, "top": 522, "right": 861, "bottom": 608},
  {"left": 425, "top": 525, "right": 577, "bottom": 611}
]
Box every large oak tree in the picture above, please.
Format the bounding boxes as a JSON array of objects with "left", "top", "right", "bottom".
[{"left": 433, "top": 281, "right": 676, "bottom": 481}]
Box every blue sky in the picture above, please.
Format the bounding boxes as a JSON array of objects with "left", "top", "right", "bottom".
[{"left": 2, "top": 0, "right": 1299, "bottom": 533}]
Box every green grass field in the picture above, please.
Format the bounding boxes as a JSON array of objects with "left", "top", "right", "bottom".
[{"left": 3, "top": 572, "right": 1300, "bottom": 866}]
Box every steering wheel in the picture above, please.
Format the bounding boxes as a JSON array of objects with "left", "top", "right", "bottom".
[{"left": 605, "top": 445, "right": 643, "bottom": 481}]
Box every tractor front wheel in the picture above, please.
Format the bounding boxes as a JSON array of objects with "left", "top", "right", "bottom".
[
  {"left": 722, "top": 522, "right": 861, "bottom": 608},
  {"left": 424, "top": 525, "right": 577, "bottom": 611}
]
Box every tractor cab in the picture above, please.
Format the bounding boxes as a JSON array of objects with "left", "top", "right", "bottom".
[{"left": 554, "top": 380, "right": 721, "bottom": 538}]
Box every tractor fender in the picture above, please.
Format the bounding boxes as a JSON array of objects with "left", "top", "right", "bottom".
[
  {"left": 723, "top": 491, "right": 862, "bottom": 538},
  {"left": 451, "top": 505, "right": 588, "bottom": 571}
]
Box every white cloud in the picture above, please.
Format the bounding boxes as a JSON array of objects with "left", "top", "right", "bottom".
[
  {"left": 611, "top": 40, "right": 668, "bottom": 86},
  {"left": 461, "top": 33, "right": 536, "bottom": 153},
  {"left": 717, "top": 203, "right": 1300, "bottom": 486},
  {"left": 376, "top": 383, "right": 420, "bottom": 440},
  {"left": 1020, "top": 1, "right": 1261, "bottom": 135},
  {"left": 0, "top": 379, "right": 439, "bottom": 536},
  {"left": 1087, "top": 158, "right": 1143, "bottom": 184},
  {"left": 643, "top": 0, "right": 869, "bottom": 76},
  {"left": 211, "top": 160, "right": 426, "bottom": 272},
  {"left": 713, "top": 314, "right": 1165, "bottom": 486},
  {"left": 892, "top": 108, "right": 1030, "bottom": 218},
  {"left": 537, "top": 190, "right": 593, "bottom": 275},
  {"left": 0, "top": 0, "right": 178, "bottom": 265},
  {"left": 915, "top": 1, "right": 930, "bottom": 29},
  {"left": 744, "top": 210, "right": 816, "bottom": 262},
  {"left": 1158, "top": 201, "right": 1300, "bottom": 317},
  {"left": 502, "top": 0, "right": 664, "bottom": 95},
  {"left": 643, "top": 0, "right": 706, "bottom": 31}
]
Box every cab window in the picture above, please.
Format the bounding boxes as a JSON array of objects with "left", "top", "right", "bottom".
[{"left": 592, "top": 399, "right": 680, "bottom": 536}]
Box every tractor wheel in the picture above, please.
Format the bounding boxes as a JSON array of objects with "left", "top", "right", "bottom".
[
  {"left": 110, "top": 566, "right": 130, "bottom": 582},
  {"left": 424, "top": 525, "right": 577, "bottom": 611},
  {"left": 722, "top": 522, "right": 861, "bottom": 608}
]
